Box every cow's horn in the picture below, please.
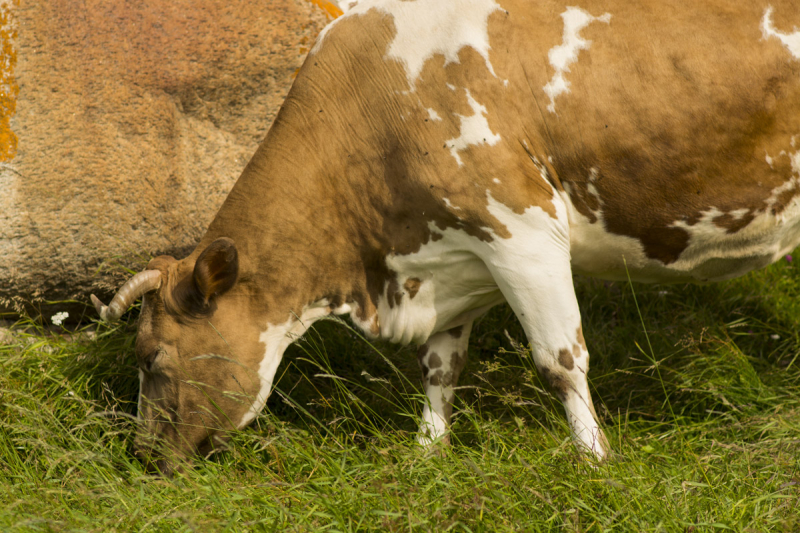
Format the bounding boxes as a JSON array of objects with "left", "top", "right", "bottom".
[{"left": 91, "top": 270, "right": 162, "bottom": 322}]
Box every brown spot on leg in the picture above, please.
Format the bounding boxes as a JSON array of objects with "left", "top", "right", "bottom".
[
  {"left": 448, "top": 325, "right": 464, "bottom": 338},
  {"left": 417, "top": 344, "right": 430, "bottom": 377},
  {"left": 450, "top": 351, "right": 464, "bottom": 371},
  {"left": 428, "top": 370, "right": 443, "bottom": 386},
  {"left": 386, "top": 277, "right": 400, "bottom": 309},
  {"left": 403, "top": 277, "right": 422, "bottom": 299},
  {"left": 576, "top": 325, "right": 586, "bottom": 352},
  {"left": 539, "top": 367, "right": 570, "bottom": 400},
  {"left": 558, "top": 348, "right": 575, "bottom": 370},
  {"left": 417, "top": 344, "right": 429, "bottom": 363},
  {"left": 441, "top": 371, "right": 453, "bottom": 387},
  {"left": 428, "top": 352, "right": 442, "bottom": 369}
]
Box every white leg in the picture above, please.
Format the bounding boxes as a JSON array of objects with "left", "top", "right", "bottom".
[
  {"left": 482, "top": 225, "right": 609, "bottom": 459},
  {"left": 416, "top": 322, "right": 472, "bottom": 445}
]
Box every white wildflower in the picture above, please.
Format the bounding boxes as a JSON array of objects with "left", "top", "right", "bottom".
[{"left": 51, "top": 311, "right": 69, "bottom": 326}]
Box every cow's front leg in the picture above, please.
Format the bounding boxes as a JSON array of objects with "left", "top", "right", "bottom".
[
  {"left": 485, "top": 240, "right": 609, "bottom": 460},
  {"left": 416, "top": 322, "right": 472, "bottom": 445}
]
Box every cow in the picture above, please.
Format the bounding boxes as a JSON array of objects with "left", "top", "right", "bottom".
[{"left": 92, "top": 0, "right": 800, "bottom": 472}]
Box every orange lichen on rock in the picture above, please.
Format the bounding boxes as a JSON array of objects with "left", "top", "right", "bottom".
[
  {"left": 0, "top": 0, "right": 19, "bottom": 162},
  {"left": 308, "top": 0, "right": 343, "bottom": 19},
  {"left": 294, "top": 2, "right": 342, "bottom": 78}
]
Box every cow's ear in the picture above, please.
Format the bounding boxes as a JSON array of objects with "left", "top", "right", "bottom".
[{"left": 192, "top": 237, "right": 239, "bottom": 303}]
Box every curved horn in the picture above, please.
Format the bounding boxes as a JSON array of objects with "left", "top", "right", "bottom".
[{"left": 91, "top": 270, "right": 162, "bottom": 322}]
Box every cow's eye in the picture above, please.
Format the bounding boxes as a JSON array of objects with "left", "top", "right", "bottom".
[{"left": 143, "top": 348, "right": 165, "bottom": 373}]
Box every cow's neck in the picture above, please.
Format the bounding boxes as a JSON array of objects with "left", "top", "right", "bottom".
[{"left": 191, "top": 102, "right": 366, "bottom": 331}]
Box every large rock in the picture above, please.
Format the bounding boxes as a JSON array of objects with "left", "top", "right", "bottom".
[{"left": 0, "top": 0, "right": 332, "bottom": 320}]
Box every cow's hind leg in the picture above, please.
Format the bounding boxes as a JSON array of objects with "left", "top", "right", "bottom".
[
  {"left": 416, "top": 322, "right": 472, "bottom": 445},
  {"left": 484, "top": 237, "right": 609, "bottom": 459}
]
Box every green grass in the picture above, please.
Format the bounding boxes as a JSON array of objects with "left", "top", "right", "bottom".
[{"left": 2, "top": 257, "right": 800, "bottom": 531}]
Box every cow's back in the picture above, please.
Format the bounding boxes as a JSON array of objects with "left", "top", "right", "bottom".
[{"left": 303, "top": 1, "right": 800, "bottom": 287}]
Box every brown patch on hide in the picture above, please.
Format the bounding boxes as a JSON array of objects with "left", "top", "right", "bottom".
[
  {"left": 557, "top": 348, "right": 575, "bottom": 370},
  {"left": 386, "top": 276, "right": 401, "bottom": 309},
  {"left": 576, "top": 325, "right": 587, "bottom": 352},
  {"left": 403, "top": 277, "right": 422, "bottom": 299},
  {"left": 441, "top": 371, "right": 454, "bottom": 387},
  {"left": 450, "top": 350, "right": 463, "bottom": 370},
  {"left": 539, "top": 367, "right": 570, "bottom": 400},
  {"left": 417, "top": 344, "right": 429, "bottom": 363},
  {"left": 713, "top": 211, "right": 757, "bottom": 234}
]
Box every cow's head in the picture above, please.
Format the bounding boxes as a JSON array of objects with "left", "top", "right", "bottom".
[{"left": 93, "top": 238, "right": 264, "bottom": 474}]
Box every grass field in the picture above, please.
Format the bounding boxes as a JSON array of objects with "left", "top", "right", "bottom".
[{"left": 2, "top": 259, "right": 800, "bottom": 532}]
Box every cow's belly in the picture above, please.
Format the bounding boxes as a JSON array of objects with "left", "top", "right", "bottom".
[
  {"left": 567, "top": 191, "right": 800, "bottom": 284},
  {"left": 366, "top": 185, "right": 800, "bottom": 346}
]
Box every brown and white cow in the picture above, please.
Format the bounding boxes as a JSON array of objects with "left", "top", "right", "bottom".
[{"left": 93, "top": 0, "right": 800, "bottom": 469}]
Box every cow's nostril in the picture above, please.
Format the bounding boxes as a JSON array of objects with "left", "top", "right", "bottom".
[
  {"left": 133, "top": 445, "right": 174, "bottom": 477},
  {"left": 155, "top": 458, "right": 175, "bottom": 477}
]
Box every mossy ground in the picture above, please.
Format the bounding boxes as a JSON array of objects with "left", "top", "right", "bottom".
[{"left": 2, "top": 257, "right": 800, "bottom": 531}]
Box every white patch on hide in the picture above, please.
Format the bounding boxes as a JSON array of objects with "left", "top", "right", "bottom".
[
  {"left": 311, "top": 0, "right": 501, "bottom": 89},
  {"left": 544, "top": 7, "right": 611, "bottom": 113},
  {"left": 427, "top": 108, "right": 442, "bottom": 121},
  {"left": 418, "top": 400, "right": 447, "bottom": 443},
  {"left": 762, "top": 7, "right": 800, "bottom": 60},
  {"left": 442, "top": 197, "right": 462, "bottom": 210},
  {"left": 377, "top": 226, "right": 503, "bottom": 345},
  {"left": 444, "top": 89, "right": 501, "bottom": 166},
  {"left": 238, "top": 300, "right": 332, "bottom": 428},
  {"left": 564, "top": 379, "right": 607, "bottom": 459},
  {"left": 347, "top": 301, "right": 380, "bottom": 338}
]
